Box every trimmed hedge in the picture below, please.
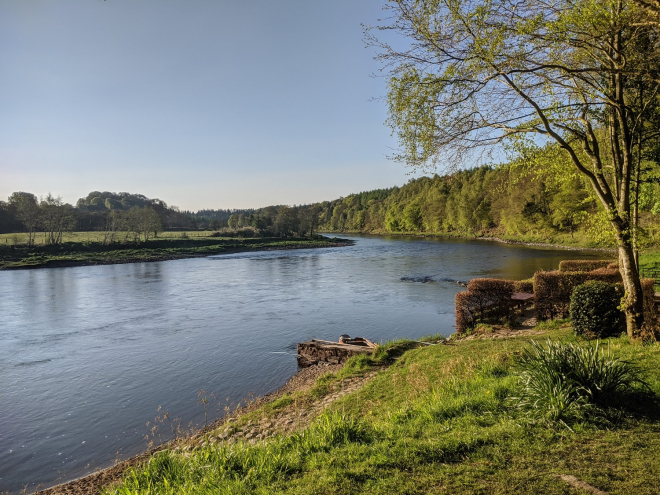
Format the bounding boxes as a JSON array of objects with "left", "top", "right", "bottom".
[
  {"left": 455, "top": 278, "right": 516, "bottom": 333},
  {"left": 534, "top": 269, "right": 622, "bottom": 320},
  {"left": 558, "top": 260, "right": 616, "bottom": 273},
  {"left": 513, "top": 278, "right": 534, "bottom": 293},
  {"left": 570, "top": 281, "right": 625, "bottom": 339},
  {"left": 640, "top": 278, "right": 658, "bottom": 339},
  {"left": 535, "top": 268, "right": 656, "bottom": 337}
]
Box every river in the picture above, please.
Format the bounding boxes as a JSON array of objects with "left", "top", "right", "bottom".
[{"left": 0, "top": 235, "right": 603, "bottom": 493}]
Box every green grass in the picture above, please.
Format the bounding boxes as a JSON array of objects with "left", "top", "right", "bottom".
[
  {"left": 103, "top": 330, "right": 660, "bottom": 494},
  {"left": 320, "top": 228, "right": 610, "bottom": 248},
  {"left": 0, "top": 230, "right": 211, "bottom": 245},
  {"left": 0, "top": 233, "right": 349, "bottom": 269}
]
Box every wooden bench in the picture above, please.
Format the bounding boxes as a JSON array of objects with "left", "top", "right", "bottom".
[{"left": 511, "top": 292, "right": 534, "bottom": 305}]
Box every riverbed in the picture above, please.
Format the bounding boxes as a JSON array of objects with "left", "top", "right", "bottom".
[{"left": 0, "top": 235, "right": 603, "bottom": 493}]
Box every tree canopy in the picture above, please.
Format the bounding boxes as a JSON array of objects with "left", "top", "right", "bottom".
[{"left": 368, "top": 0, "right": 660, "bottom": 338}]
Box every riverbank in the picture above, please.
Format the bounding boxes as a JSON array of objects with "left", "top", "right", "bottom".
[
  {"left": 0, "top": 236, "right": 353, "bottom": 270},
  {"left": 320, "top": 229, "right": 618, "bottom": 252},
  {"left": 33, "top": 362, "right": 347, "bottom": 495},
  {"left": 35, "top": 326, "right": 660, "bottom": 495}
]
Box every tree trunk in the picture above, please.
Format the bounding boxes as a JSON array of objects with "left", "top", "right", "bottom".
[{"left": 618, "top": 242, "right": 645, "bottom": 339}]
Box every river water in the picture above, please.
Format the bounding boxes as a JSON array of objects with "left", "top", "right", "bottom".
[{"left": 0, "top": 235, "right": 602, "bottom": 493}]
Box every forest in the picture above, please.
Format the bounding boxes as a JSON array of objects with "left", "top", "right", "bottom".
[{"left": 216, "top": 142, "right": 660, "bottom": 248}]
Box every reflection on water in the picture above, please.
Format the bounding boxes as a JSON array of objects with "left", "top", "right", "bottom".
[{"left": 0, "top": 235, "right": 602, "bottom": 493}]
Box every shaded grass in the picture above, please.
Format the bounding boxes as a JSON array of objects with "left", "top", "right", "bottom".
[{"left": 104, "top": 330, "right": 660, "bottom": 494}]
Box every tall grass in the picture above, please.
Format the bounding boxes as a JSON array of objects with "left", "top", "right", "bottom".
[
  {"left": 513, "top": 339, "right": 646, "bottom": 425},
  {"left": 103, "top": 412, "right": 373, "bottom": 495}
]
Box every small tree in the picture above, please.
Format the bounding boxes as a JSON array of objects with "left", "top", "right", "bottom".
[
  {"left": 298, "top": 205, "right": 322, "bottom": 237},
  {"left": 274, "top": 206, "right": 299, "bottom": 238},
  {"left": 123, "top": 206, "right": 162, "bottom": 242},
  {"left": 40, "top": 194, "right": 75, "bottom": 245},
  {"left": 8, "top": 192, "right": 40, "bottom": 245}
]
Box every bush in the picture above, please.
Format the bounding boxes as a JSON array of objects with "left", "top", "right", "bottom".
[
  {"left": 513, "top": 339, "right": 646, "bottom": 425},
  {"left": 534, "top": 269, "right": 622, "bottom": 320},
  {"left": 570, "top": 281, "right": 624, "bottom": 339}
]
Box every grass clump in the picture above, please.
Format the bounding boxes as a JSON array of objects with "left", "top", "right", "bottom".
[{"left": 512, "top": 339, "right": 646, "bottom": 426}]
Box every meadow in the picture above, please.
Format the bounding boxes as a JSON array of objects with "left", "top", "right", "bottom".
[
  {"left": 0, "top": 231, "right": 226, "bottom": 245},
  {"left": 0, "top": 232, "right": 349, "bottom": 270}
]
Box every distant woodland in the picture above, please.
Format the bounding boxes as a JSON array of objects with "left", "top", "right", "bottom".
[
  {"left": 2, "top": 144, "right": 659, "bottom": 246},
  {"left": 199, "top": 144, "right": 660, "bottom": 247}
]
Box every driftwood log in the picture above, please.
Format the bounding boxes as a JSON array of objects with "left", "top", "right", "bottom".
[{"left": 297, "top": 339, "right": 374, "bottom": 367}]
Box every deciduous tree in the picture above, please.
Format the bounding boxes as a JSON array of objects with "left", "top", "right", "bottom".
[
  {"left": 40, "top": 194, "right": 75, "bottom": 245},
  {"left": 369, "top": 0, "right": 660, "bottom": 338},
  {"left": 9, "top": 192, "right": 40, "bottom": 245}
]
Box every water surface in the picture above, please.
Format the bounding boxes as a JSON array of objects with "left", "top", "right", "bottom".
[{"left": 0, "top": 235, "right": 603, "bottom": 492}]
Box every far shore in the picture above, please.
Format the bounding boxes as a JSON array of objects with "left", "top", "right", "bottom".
[
  {"left": 0, "top": 237, "right": 354, "bottom": 271},
  {"left": 321, "top": 230, "right": 618, "bottom": 253}
]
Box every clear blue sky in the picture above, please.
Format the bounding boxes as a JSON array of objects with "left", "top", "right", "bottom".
[{"left": 0, "top": 1, "right": 419, "bottom": 211}]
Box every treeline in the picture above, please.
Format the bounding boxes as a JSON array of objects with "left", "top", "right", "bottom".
[
  {"left": 75, "top": 191, "right": 194, "bottom": 231},
  {"left": 206, "top": 205, "right": 323, "bottom": 239},
  {"left": 237, "top": 147, "right": 660, "bottom": 245},
  {"left": 183, "top": 208, "right": 256, "bottom": 230},
  {"left": 5, "top": 143, "right": 660, "bottom": 246},
  {"left": 312, "top": 167, "right": 596, "bottom": 235},
  {"left": 0, "top": 191, "right": 194, "bottom": 243}
]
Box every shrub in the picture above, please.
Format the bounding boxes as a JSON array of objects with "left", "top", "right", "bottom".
[
  {"left": 558, "top": 260, "right": 615, "bottom": 272},
  {"left": 513, "top": 340, "right": 646, "bottom": 425},
  {"left": 534, "top": 269, "right": 622, "bottom": 320},
  {"left": 570, "top": 281, "right": 625, "bottom": 339}
]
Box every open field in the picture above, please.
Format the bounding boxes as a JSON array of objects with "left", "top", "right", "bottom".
[
  {"left": 0, "top": 233, "right": 351, "bottom": 270},
  {"left": 0, "top": 231, "right": 224, "bottom": 245},
  {"left": 39, "top": 326, "right": 660, "bottom": 495}
]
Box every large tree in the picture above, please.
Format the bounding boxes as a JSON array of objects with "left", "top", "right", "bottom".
[{"left": 370, "top": 0, "right": 660, "bottom": 338}]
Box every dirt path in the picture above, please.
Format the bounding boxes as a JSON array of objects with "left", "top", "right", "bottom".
[
  {"left": 204, "top": 370, "right": 379, "bottom": 446},
  {"left": 460, "top": 307, "right": 551, "bottom": 340}
]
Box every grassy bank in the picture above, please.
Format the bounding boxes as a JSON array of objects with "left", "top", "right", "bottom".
[
  {"left": 319, "top": 228, "right": 613, "bottom": 249},
  {"left": 96, "top": 329, "right": 660, "bottom": 494},
  {"left": 0, "top": 234, "right": 351, "bottom": 270}
]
